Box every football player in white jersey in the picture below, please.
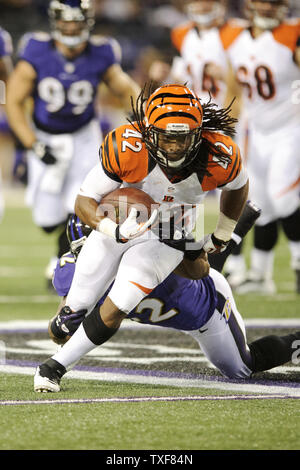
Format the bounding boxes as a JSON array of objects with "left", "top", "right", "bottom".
[
  {"left": 169, "top": 0, "right": 228, "bottom": 107},
  {"left": 5, "top": 0, "right": 140, "bottom": 291},
  {"left": 220, "top": 0, "right": 300, "bottom": 294}
]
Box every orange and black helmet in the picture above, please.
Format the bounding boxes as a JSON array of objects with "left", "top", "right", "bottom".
[{"left": 143, "top": 84, "right": 203, "bottom": 171}]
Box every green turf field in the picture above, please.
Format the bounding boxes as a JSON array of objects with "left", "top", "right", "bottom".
[{"left": 0, "top": 189, "right": 299, "bottom": 452}]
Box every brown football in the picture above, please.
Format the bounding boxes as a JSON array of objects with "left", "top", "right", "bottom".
[{"left": 98, "top": 187, "right": 159, "bottom": 224}]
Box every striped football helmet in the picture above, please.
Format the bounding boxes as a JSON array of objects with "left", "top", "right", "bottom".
[{"left": 144, "top": 84, "right": 203, "bottom": 172}]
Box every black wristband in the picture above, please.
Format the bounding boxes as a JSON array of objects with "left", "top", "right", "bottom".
[{"left": 297, "top": 36, "right": 300, "bottom": 47}]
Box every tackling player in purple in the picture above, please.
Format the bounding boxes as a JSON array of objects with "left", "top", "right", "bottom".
[
  {"left": 5, "top": 0, "right": 140, "bottom": 289},
  {"left": 37, "top": 203, "right": 300, "bottom": 392}
]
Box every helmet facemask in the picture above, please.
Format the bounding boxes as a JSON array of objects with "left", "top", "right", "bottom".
[
  {"left": 185, "top": 0, "right": 226, "bottom": 28},
  {"left": 145, "top": 124, "right": 202, "bottom": 172},
  {"left": 245, "top": 0, "right": 289, "bottom": 30},
  {"left": 48, "top": 0, "right": 95, "bottom": 48},
  {"left": 137, "top": 84, "right": 204, "bottom": 173}
]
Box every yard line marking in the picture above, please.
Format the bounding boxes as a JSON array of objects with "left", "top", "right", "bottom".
[
  {"left": 0, "top": 267, "right": 41, "bottom": 277},
  {"left": 1, "top": 395, "right": 299, "bottom": 406},
  {"left": 0, "top": 296, "right": 58, "bottom": 304},
  {"left": 1, "top": 364, "right": 299, "bottom": 397},
  {"left": 1, "top": 318, "right": 300, "bottom": 332}
]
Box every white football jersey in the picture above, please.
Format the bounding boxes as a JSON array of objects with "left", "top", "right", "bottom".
[
  {"left": 170, "top": 22, "right": 228, "bottom": 107},
  {"left": 223, "top": 18, "right": 300, "bottom": 133}
]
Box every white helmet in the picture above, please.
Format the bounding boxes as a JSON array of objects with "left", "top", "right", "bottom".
[
  {"left": 245, "top": 0, "right": 289, "bottom": 30},
  {"left": 185, "top": 0, "right": 227, "bottom": 28}
]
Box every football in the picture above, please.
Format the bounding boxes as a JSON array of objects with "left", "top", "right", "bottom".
[{"left": 98, "top": 187, "right": 159, "bottom": 224}]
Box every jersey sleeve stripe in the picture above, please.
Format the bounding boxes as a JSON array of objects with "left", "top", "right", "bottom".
[
  {"left": 103, "top": 135, "right": 114, "bottom": 174},
  {"left": 111, "top": 130, "right": 120, "bottom": 169},
  {"left": 101, "top": 164, "right": 122, "bottom": 183},
  {"left": 225, "top": 150, "right": 240, "bottom": 183},
  {"left": 100, "top": 137, "right": 121, "bottom": 183}
]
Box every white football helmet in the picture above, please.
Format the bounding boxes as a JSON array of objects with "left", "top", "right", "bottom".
[
  {"left": 184, "top": 0, "right": 227, "bottom": 28},
  {"left": 245, "top": 0, "right": 289, "bottom": 30},
  {"left": 48, "top": 0, "right": 95, "bottom": 48}
]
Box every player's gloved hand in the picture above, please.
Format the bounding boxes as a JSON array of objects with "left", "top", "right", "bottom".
[
  {"left": 201, "top": 233, "right": 229, "bottom": 254},
  {"left": 116, "top": 207, "right": 158, "bottom": 243},
  {"left": 48, "top": 306, "right": 87, "bottom": 344},
  {"left": 97, "top": 207, "right": 158, "bottom": 243},
  {"left": 32, "top": 140, "right": 57, "bottom": 165}
]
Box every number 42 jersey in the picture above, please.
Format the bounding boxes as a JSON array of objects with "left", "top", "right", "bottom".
[{"left": 18, "top": 32, "right": 120, "bottom": 133}]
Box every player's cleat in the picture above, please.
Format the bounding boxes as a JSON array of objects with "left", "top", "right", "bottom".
[{"left": 34, "top": 358, "right": 66, "bottom": 393}]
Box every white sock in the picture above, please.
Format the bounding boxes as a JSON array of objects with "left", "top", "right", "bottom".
[
  {"left": 52, "top": 324, "right": 96, "bottom": 370},
  {"left": 289, "top": 241, "right": 300, "bottom": 270},
  {"left": 250, "top": 248, "right": 274, "bottom": 281}
]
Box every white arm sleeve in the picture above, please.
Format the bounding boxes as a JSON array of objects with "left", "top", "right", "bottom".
[{"left": 78, "top": 164, "right": 121, "bottom": 202}]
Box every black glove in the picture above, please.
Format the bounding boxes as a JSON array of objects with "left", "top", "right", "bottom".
[
  {"left": 32, "top": 140, "right": 57, "bottom": 165},
  {"left": 208, "top": 200, "right": 261, "bottom": 272},
  {"left": 49, "top": 306, "right": 87, "bottom": 344}
]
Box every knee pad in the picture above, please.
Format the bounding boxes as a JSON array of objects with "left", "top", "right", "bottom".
[
  {"left": 281, "top": 208, "right": 300, "bottom": 242},
  {"left": 254, "top": 222, "right": 278, "bottom": 251}
]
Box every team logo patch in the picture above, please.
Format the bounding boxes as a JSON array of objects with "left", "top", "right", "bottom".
[
  {"left": 222, "top": 298, "right": 232, "bottom": 323},
  {"left": 163, "top": 195, "right": 174, "bottom": 203}
]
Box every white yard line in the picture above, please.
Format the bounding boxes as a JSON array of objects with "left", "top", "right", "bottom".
[
  {"left": 0, "top": 364, "right": 299, "bottom": 397},
  {"left": 1, "top": 318, "right": 300, "bottom": 331}
]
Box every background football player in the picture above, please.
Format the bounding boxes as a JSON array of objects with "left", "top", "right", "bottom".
[
  {"left": 5, "top": 0, "right": 140, "bottom": 290},
  {"left": 0, "top": 26, "right": 13, "bottom": 222},
  {"left": 220, "top": 0, "right": 300, "bottom": 294},
  {"left": 165, "top": 0, "right": 228, "bottom": 107}
]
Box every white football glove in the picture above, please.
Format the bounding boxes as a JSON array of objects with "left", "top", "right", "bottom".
[{"left": 97, "top": 207, "right": 158, "bottom": 243}]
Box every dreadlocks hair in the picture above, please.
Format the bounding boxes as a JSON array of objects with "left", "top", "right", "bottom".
[
  {"left": 127, "top": 82, "right": 149, "bottom": 135},
  {"left": 128, "top": 83, "right": 239, "bottom": 177}
]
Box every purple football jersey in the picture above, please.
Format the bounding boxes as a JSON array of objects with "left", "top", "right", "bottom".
[
  {"left": 18, "top": 33, "right": 119, "bottom": 133},
  {"left": 53, "top": 253, "right": 218, "bottom": 331},
  {"left": 0, "top": 28, "right": 13, "bottom": 57},
  {"left": 53, "top": 252, "right": 76, "bottom": 297}
]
